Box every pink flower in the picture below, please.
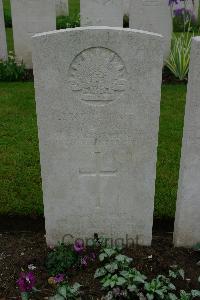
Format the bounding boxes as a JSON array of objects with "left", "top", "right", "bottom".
[
  {"left": 16, "top": 272, "right": 36, "bottom": 292},
  {"left": 74, "top": 239, "right": 84, "bottom": 253}
]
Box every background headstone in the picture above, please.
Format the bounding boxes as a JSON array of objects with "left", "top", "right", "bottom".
[
  {"left": 11, "top": 0, "right": 56, "bottom": 68},
  {"left": 80, "top": 0, "right": 123, "bottom": 27},
  {"left": 174, "top": 37, "right": 200, "bottom": 247},
  {"left": 130, "top": 0, "right": 172, "bottom": 61},
  {"left": 0, "top": 0, "right": 8, "bottom": 61},
  {"left": 56, "top": 0, "right": 68, "bottom": 16},
  {"left": 32, "top": 27, "right": 163, "bottom": 247},
  {"left": 123, "top": 0, "right": 130, "bottom": 16}
]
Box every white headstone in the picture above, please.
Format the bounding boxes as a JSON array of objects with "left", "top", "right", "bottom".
[
  {"left": 123, "top": 0, "right": 130, "bottom": 16},
  {"left": 0, "top": 0, "right": 8, "bottom": 61},
  {"left": 56, "top": 0, "right": 69, "bottom": 16},
  {"left": 11, "top": 0, "right": 56, "bottom": 68},
  {"left": 80, "top": 0, "right": 123, "bottom": 27},
  {"left": 174, "top": 37, "right": 200, "bottom": 248},
  {"left": 173, "top": 0, "right": 199, "bottom": 21},
  {"left": 32, "top": 27, "right": 163, "bottom": 247},
  {"left": 130, "top": 0, "right": 172, "bottom": 61}
]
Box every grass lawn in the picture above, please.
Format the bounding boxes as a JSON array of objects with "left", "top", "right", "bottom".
[
  {"left": 6, "top": 28, "right": 13, "bottom": 52},
  {"left": 0, "top": 83, "right": 43, "bottom": 215},
  {"left": 154, "top": 84, "right": 186, "bottom": 218},
  {"left": 2, "top": 0, "right": 10, "bottom": 13},
  {"left": 0, "top": 82, "right": 187, "bottom": 218},
  {"left": 3, "top": 0, "right": 11, "bottom": 25},
  {"left": 69, "top": 0, "right": 80, "bottom": 15}
]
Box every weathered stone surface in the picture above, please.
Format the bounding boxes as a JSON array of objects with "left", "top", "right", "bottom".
[
  {"left": 123, "top": 0, "right": 130, "bottom": 15},
  {"left": 0, "top": 0, "right": 7, "bottom": 61},
  {"left": 11, "top": 0, "right": 56, "bottom": 68},
  {"left": 56, "top": 0, "right": 68, "bottom": 16},
  {"left": 130, "top": 0, "right": 172, "bottom": 61},
  {"left": 174, "top": 37, "right": 200, "bottom": 248},
  {"left": 80, "top": 0, "right": 123, "bottom": 27},
  {"left": 32, "top": 27, "right": 163, "bottom": 246}
]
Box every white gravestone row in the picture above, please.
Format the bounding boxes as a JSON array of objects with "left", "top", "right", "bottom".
[
  {"left": 56, "top": 0, "right": 69, "bottom": 16},
  {"left": 80, "top": 0, "right": 123, "bottom": 27},
  {"left": 80, "top": 0, "right": 172, "bottom": 61},
  {"left": 174, "top": 37, "right": 200, "bottom": 247},
  {"left": 32, "top": 27, "right": 164, "bottom": 246},
  {"left": 9, "top": 0, "right": 172, "bottom": 67},
  {"left": 130, "top": 0, "right": 172, "bottom": 61},
  {"left": 0, "top": 0, "right": 8, "bottom": 61},
  {"left": 11, "top": 0, "right": 56, "bottom": 68},
  {"left": 8, "top": 0, "right": 200, "bottom": 247}
]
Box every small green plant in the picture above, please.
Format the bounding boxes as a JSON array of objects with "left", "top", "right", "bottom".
[
  {"left": 49, "top": 282, "right": 81, "bottom": 300},
  {"left": 95, "top": 243, "right": 200, "bottom": 300},
  {"left": 95, "top": 247, "right": 146, "bottom": 298},
  {"left": 193, "top": 243, "right": 200, "bottom": 252},
  {"left": 101, "top": 274, "right": 127, "bottom": 290},
  {"left": 144, "top": 275, "right": 176, "bottom": 300},
  {"left": 120, "top": 268, "right": 147, "bottom": 293},
  {"left": 167, "top": 0, "right": 200, "bottom": 81},
  {"left": 169, "top": 266, "right": 185, "bottom": 280},
  {"left": 56, "top": 14, "right": 80, "bottom": 29},
  {"left": 46, "top": 243, "right": 78, "bottom": 276},
  {"left": 178, "top": 289, "right": 200, "bottom": 300},
  {"left": 95, "top": 252, "right": 133, "bottom": 281},
  {"left": 99, "top": 247, "right": 123, "bottom": 263},
  {"left": 165, "top": 29, "right": 194, "bottom": 81},
  {"left": 0, "top": 52, "right": 26, "bottom": 82}
]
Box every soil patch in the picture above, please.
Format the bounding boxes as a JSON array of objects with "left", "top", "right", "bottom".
[{"left": 0, "top": 230, "right": 199, "bottom": 299}]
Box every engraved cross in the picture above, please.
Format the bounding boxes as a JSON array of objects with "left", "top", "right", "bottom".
[{"left": 79, "top": 151, "right": 118, "bottom": 208}]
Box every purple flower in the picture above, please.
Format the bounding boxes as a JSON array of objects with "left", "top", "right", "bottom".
[
  {"left": 169, "top": 0, "right": 179, "bottom": 5},
  {"left": 74, "top": 239, "right": 84, "bottom": 253},
  {"left": 16, "top": 272, "right": 36, "bottom": 292},
  {"left": 169, "top": 0, "right": 195, "bottom": 6},
  {"left": 173, "top": 7, "right": 195, "bottom": 21},
  {"left": 54, "top": 274, "right": 65, "bottom": 283}
]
